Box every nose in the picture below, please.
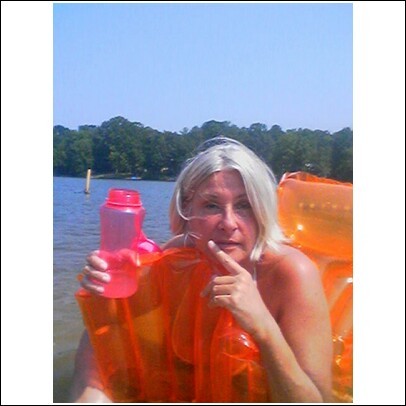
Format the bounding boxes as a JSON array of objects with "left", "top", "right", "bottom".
[{"left": 219, "top": 207, "right": 238, "bottom": 232}]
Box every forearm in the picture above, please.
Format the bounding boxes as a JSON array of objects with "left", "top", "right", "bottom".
[
  {"left": 70, "top": 331, "right": 111, "bottom": 403},
  {"left": 253, "top": 317, "right": 324, "bottom": 403},
  {"left": 71, "top": 386, "right": 112, "bottom": 403}
]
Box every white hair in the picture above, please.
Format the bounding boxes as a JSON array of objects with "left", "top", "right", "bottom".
[{"left": 169, "top": 137, "right": 287, "bottom": 262}]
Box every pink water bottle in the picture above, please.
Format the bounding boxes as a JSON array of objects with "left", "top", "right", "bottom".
[{"left": 97, "top": 188, "right": 146, "bottom": 298}]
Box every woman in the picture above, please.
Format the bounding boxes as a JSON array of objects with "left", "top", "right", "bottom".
[{"left": 71, "top": 137, "right": 333, "bottom": 403}]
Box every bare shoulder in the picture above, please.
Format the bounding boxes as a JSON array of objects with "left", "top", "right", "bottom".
[
  {"left": 259, "top": 244, "right": 324, "bottom": 307},
  {"left": 161, "top": 234, "right": 186, "bottom": 250},
  {"left": 263, "top": 244, "right": 319, "bottom": 280}
]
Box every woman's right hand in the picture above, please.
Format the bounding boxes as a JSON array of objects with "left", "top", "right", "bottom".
[{"left": 79, "top": 250, "right": 111, "bottom": 295}]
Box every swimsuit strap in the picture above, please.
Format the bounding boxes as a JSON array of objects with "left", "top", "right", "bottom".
[{"left": 252, "top": 265, "right": 257, "bottom": 282}]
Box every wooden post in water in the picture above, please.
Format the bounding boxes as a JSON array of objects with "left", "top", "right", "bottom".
[{"left": 84, "top": 169, "right": 91, "bottom": 194}]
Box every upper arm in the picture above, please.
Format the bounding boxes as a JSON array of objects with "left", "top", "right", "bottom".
[{"left": 276, "top": 250, "right": 333, "bottom": 401}]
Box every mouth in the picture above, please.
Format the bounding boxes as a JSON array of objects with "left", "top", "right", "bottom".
[{"left": 215, "top": 241, "right": 241, "bottom": 251}]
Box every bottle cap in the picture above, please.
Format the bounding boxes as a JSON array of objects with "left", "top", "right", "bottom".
[{"left": 105, "top": 188, "right": 142, "bottom": 207}]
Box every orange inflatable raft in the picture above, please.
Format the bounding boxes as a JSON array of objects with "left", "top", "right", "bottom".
[
  {"left": 278, "top": 172, "right": 353, "bottom": 402},
  {"left": 76, "top": 248, "right": 268, "bottom": 402},
  {"left": 76, "top": 171, "right": 353, "bottom": 403}
]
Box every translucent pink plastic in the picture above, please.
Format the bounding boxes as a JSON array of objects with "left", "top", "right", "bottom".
[{"left": 95, "top": 188, "right": 161, "bottom": 298}]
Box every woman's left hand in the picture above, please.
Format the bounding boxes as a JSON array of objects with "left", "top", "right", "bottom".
[{"left": 201, "top": 240, "right": 272, "bottom": 335}]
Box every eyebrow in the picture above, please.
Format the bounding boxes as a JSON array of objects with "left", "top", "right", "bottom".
[{"left": 198, "top": 192, "right": 248, "bottom": 201}]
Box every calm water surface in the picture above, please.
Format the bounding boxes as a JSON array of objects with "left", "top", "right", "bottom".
[{"left": 53, "top": 177, "right": 174, "bottom": 402}]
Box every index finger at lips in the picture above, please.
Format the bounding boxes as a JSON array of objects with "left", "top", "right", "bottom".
[{"left": 207, "top": 240, "right": 242, "bottom": 276}]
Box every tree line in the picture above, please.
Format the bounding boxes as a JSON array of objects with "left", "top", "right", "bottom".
[{"left": 53, "top": 116, "right": 353, "bottom": 183}]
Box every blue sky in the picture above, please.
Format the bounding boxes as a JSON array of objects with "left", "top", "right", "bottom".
[{"left": 53, "top": 3, "right": 353, "bottom": 133}]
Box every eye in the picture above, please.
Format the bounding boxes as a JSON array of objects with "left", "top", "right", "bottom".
[
  {"left": 235, "top": 201, "right": 251, "bottom": 210},
  {"left": 205, "top": 202, "right": 219, "bottom": 210}
]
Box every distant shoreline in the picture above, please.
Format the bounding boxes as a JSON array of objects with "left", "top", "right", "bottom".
[
  {"left": 54, "top": 174, "right": 176, "bottom": 182},
  {"left": 92, "top": 173, "right": 142, "bottom": 180}
]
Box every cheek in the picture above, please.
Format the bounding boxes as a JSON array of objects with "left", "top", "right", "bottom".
[
  {"left": 241, "top": 218, "right": 259, "bottom": 249},
  {"left": 188, "top": 215, "right": 218, "bottom": 239}
]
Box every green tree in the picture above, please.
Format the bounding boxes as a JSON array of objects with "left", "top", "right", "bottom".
[
  {"left": 331, "top": 128, "right": 353, "bottom": 182},
  {"left": 53, "top": 116, "right": 352, "bottom": 182},
  {"left": 64, "top": 131, "right": 93, "bottom": 176}
]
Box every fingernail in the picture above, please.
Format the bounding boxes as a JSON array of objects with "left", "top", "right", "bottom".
[
  {"left": 208, "top": 240, "right": 216, "bottom": 249},
  {"left": 101, "top": 274, "right": 110, "bottom": 282}
]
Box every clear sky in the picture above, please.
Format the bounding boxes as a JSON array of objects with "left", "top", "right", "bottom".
[
  {"left": 53, "top": 2, "right": 353, "bottom": 133},
  {"left": 2, "top": 2, "right": 405, "bottom": 405}
]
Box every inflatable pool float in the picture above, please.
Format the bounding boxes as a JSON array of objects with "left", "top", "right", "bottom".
[
  {"left": 76, "top": 248, "right": 268, "bottom": 402},
  {"left": 278, "top": 172, "right": 353, "bottom": 402},
  {"left": 76, "top": 171, "right": 353, "bottom": 403}
]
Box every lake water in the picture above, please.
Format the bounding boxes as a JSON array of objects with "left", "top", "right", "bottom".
[{"left": 53, "top": 177, "right": 175, "bottom": 403}]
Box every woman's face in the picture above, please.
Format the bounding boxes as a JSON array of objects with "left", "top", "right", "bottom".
[{"left": 186, "top": 169, "right": 258, "bottom": 268}]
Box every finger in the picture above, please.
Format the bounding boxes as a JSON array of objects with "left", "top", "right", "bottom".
[
  {"left": 212, "top": 275, "right": 235, "bottom": 285},
  {"left": 83, "top": 266, "right": 111, "bottom": 283},
  {"left": 212, "top": 283, "right": 233, "bottom": 296},
  {"left": 80, "top": 278, "right": 105, "bottom": 295},
  {"left": 207, "top": 240, "right": 244, "bottom": 276},
  {"left": 117, "top": 248, "right": 139, "bottom": 267},
  {"left": 208, "top": 294, "right": 232, "bottom": 309},
  {"left": 86, "top": 251, "right": 108, "bottom": 271},
  {"left": 200, "top": 275, "right": 235, "bottom": 298},
  {"left": 200, "top": 275, "right": 216, "bottom": 298}
]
